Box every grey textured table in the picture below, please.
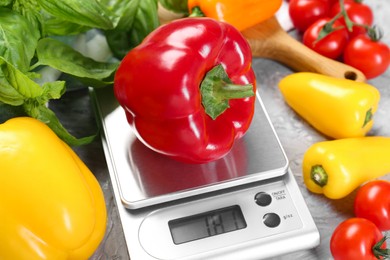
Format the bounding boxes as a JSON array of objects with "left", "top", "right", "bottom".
[{"left": 49, "top": 2, "right": 390, "bottom": 259}]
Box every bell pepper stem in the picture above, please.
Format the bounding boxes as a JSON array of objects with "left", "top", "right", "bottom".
[
  {"left": 200, "top": 64, "right": 254, "bottom": 120},
  {"left": 363, "top": 108, "right": 373, "bottom": 127},
  {"left": 217, "top": 83, "right": 254, "bottom": 99},
  {"left": 189, "top": 6, "right": 205, "bottom": 17},
  {"left": 311, "top": 165, "right": 328, "bottom": 187}
]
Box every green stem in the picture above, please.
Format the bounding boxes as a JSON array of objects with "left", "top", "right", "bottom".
[
  {"left": 189, "top": 6, "right": 205, "bottom": 17},
  {"left": 217, "top": 83, "right": 254, "bottom": 100},
  {"left": 29, "top": 62, "right": 41, "bottom": 71},
  {"left": 335, "top": 0, "right": 383, "bottom": 42},
  {"left": 310, "top": 165, "right": 328, "bottom": 187},
  {"left": 367, "top": 25, "right": 384, "bottom": 42},
  {"left": 373, "top": 236, "right": 390, "bottom": 259},
  {"left": 316, "top": 0, "right": 354, "bottom": 42},
  {"left": 363, "top": 108, "right": 373, "bottom": 127},
  {"left": 200, "top": 64, "right": 254, "bottom": 120},
  {"left": 338, "top": 0, "right": 355, "bottom": 32},
  {"left": 316, "top": 10, "right": 343, "bottom": 43}
]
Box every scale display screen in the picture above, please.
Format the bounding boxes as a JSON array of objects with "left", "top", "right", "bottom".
[{"left": 169, "top": 205, "right": 247, "bottom": 244}]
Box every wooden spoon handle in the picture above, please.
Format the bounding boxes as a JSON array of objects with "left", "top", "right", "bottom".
[{"left": 242, "top": 17, "right": 366, "bottom": 82}]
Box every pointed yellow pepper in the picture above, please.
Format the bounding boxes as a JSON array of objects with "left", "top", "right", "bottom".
[
  {"left": 278, "top": 72, "right": 380, "bottom": 139},
  {"left": 0, "top": 117, "right": 106, "bottom": 259},
  {"left": 303, "top": 137, "right": 390, "bottom": 199}
]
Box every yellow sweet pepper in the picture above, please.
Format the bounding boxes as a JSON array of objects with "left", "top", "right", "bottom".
[
  {"left": 187, "top": 0, "right": 282, "bottom": 31},
  {"left": 278, "top": 72, "right": 380, "bottom": 139},
  {"left": 0, "top": 117, "right": 107, "bottom": 259},
  {"left": 303, "top": 137, "right": 390, "bottom": 199}
]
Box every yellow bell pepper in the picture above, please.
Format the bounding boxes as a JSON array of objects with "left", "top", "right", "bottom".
[
  {"left": 303, "top": 137, "right": 390, "bottom": 199},
  {"left": 278, "top": 72, "right": 380, "bottom": 139},
  {"left": 187, "top": 0, "right": 282, "bottom": 31},
  {"left": 0, "top": 117, "right": 107, "bottom": 259}
]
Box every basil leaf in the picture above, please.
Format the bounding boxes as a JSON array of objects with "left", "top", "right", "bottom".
[
  {"left": 0, "top": 57, "right": 43, "bottom": 106},
  {"left": 103, "top": 0, "right": 152, "bottom": 32},
  {"left": 105, "top": 0, "right": 159, "bottom": 59},
  {"left": 24, "top": 102, "right": 96, "bottom": 146},
  {"left": 43, "top": 16, "right": 90, "bottom": 36},
  {"left": 40, "top": 81, "right": 66, "bottom": 103},
  {"left": 0, "top": 57, "right": 87, "bottom": 145},
  {"left": 0, "top": 56, "right": 65, "bottom": 106},
  {"left": 36, "top": 0, "right": 118, "bottom": 30},
  {"left": 159, "top": 0, "right": 188, "bottom": 14},
  {"left": 36, "top": 38, "right": 119, "bottom": 86},
  {"left": 0, "top": 8, "right": 40, "bottom": 72},
  {"left": 0, "top": 0, "right": 13, "bottom": 7}
]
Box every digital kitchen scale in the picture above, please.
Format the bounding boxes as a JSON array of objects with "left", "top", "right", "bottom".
[{"left": 91, "top": 86, "right": 320, "bottom": 260}]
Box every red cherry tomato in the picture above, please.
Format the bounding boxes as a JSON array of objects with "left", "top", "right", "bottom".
[
  {"left": 289, "top": 0, "right": 330, "bottom": 33},
  {"left": 330, "top": 218, "right": 388, "bottom": 260},
  {"left": 354, "top": 180, "right": 390, "bottom": 231},
  {"left": 303, "top": 18, "right": 349, "bottom": 59},
  {"left": 325, "top": 0, "right": 338, "bottom": 6},
  {"left": 343, "top": 34, "right": 390, "bottom": 79},
  {"left": 330, "top": 0, "right": 373, "bottom": 38}
]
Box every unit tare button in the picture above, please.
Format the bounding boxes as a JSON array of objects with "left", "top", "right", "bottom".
[
  {"left": 254, "top": 192, "right": 272, "bottom": 206},
  {"left": 263, "top": 213, "right": 281, "bottom": 228}
]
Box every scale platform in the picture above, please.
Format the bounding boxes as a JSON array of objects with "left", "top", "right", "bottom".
[{"left": 92, "top": 87, "right": 320, "bottom": 259}]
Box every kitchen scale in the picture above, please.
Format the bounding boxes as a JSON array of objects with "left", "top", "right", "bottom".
[{"left": 91, "top": 86, "right": 320, "bottom": 260}]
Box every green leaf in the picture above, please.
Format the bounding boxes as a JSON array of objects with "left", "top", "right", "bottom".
[
  {"left": 102, "top": 0, "right": 138, "bottom": 31},
  {"left": 159, "top": 0, "right": 189, "bottom": 14},
  {"left": 43, "top": 16, "right": 90, "bottom": 36},
  {"left": 0, "top": 57, "right": 43, "bottom": 106},
  {"left": 105, "top": 0, "right": 159, "bottom": 59},
  {"left": 0, "top": 0, "right": 13, "bottom": 7},
  {"left": 40, "top": 81, "right": 66, "bottom": 103},
  {"left": 36, "top": 38, "right": 119, "bottom": 86},
  {"left": 23, "top": 102, "right": 96, "bottom": 146},
  {"left": 0, "top": 8, "right": 40, "bottom": 72},
  {"left": 36, "top": 0, "right": 118, "bottom": 30}
]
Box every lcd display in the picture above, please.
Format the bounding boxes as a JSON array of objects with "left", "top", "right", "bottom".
[{"left": 169, "top": 205, "right": 247, "bottom": 245}]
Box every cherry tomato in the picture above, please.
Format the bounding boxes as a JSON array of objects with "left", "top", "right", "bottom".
[
  {"left": 325, "top": 0, "right": 338, "bottom": 6},
  {"left": 303, "top": 18, "right": 349, "bottom": 59},
  {"left": 330, "top": 218, "right": 387, "bottom": 260},
  {"left": 289, "top": 0, "right": 330, "bottom": 33},
  {"left": 330, "top": 0, "right": 373, "bottom": 38},
  {"left": 354, "top": 180, "right": 390, "bottom": 231},
  {"left": 343, "top": 34, "right": 390, "bottom": 79}
]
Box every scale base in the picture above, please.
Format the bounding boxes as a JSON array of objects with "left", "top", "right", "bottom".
[{"left": 112, "top": 169, "right": 320, "bottom": 260}]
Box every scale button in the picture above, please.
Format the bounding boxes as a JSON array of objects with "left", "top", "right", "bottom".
[
  {"left": 254, "top": 192, "right": 272, "bottom": 207},
  {"left": 263, "top": 213, "right": 281, "bottom": 228}
]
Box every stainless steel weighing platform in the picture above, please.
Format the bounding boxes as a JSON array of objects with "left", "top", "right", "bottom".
[{"left": 92, "top": 86, "right": 320, "bottom": 260}]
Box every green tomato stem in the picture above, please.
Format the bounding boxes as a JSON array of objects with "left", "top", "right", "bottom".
[{"left": 373, "top": 236, "right": 390, "bottom": 259}]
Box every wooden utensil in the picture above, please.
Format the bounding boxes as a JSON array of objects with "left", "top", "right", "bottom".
[{"left": 242, "top": 16, "right": 366, "bottom": 82}]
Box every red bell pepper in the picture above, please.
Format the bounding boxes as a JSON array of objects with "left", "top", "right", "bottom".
[{"left": 114, "top": 17, "right": 256, "bottom": 164}]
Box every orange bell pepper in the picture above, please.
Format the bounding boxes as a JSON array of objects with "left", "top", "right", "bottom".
[{"left": 188, "top": 0, "right": 283, "bottom": 31}]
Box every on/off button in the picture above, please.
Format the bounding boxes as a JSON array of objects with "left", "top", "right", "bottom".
[{"left": 254, "top": 192, "right": 272, "bottom": 207}]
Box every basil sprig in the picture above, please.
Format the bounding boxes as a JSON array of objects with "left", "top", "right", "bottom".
[{"left": 0, "top": 0, "right": 160, "bottom": 146}]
